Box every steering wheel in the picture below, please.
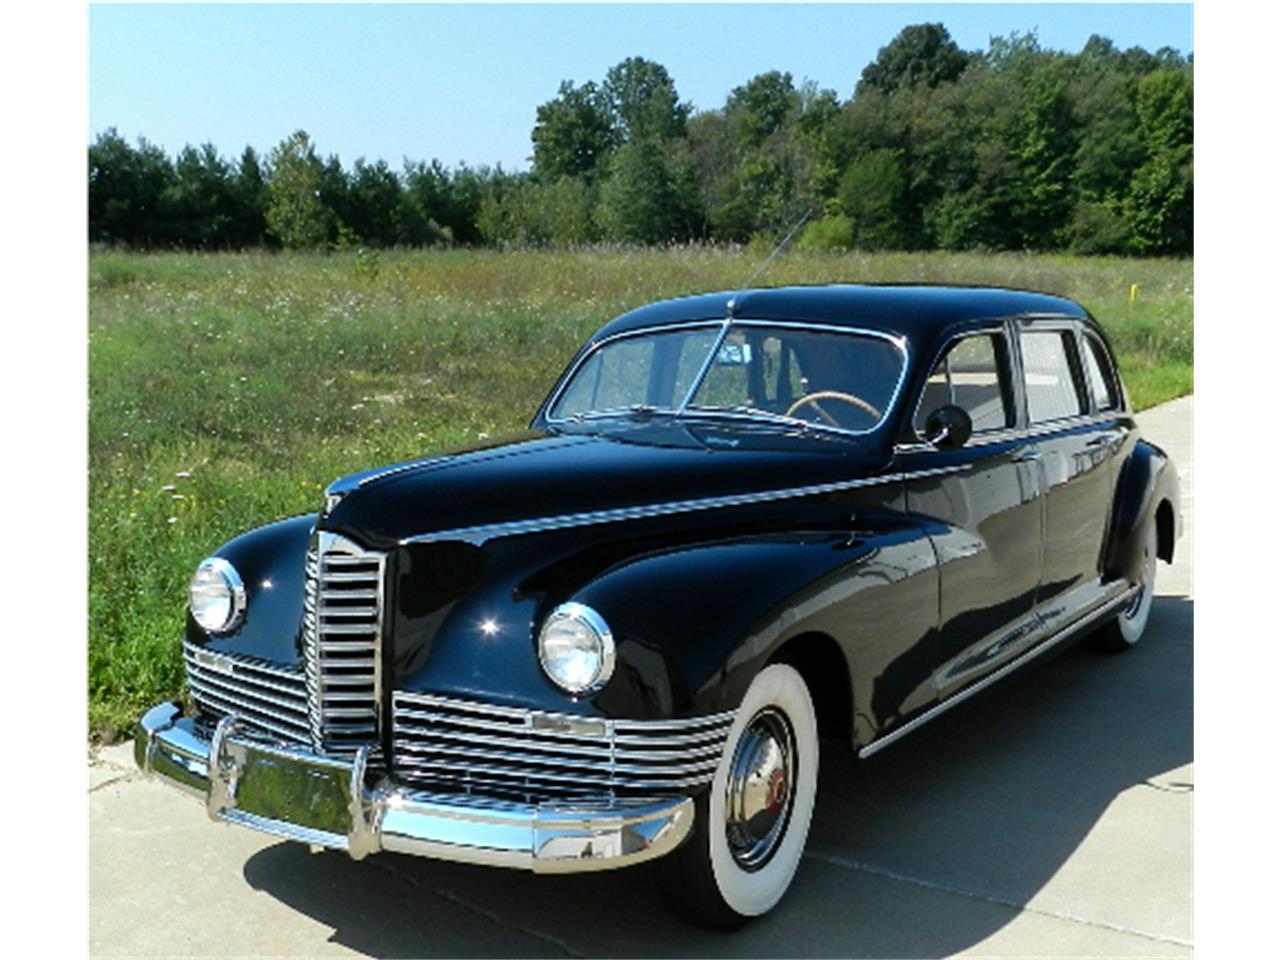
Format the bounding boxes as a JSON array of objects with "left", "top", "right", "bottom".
[{"left": 785, "top": 391, "right": 882, "bottom": 428}]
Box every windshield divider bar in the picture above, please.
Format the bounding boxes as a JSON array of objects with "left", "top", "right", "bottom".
[{"left": 677, "top": 319, "right": 733, "bottom": 415}]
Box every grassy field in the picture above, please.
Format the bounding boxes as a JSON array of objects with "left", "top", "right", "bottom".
[{"left": 88, "top": 248, "right": 1193, "bottom": 740}]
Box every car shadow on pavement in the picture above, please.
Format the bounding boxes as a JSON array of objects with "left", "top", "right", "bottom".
[{"left": 241, "top": 595, "right": 1192, "bottom": 958}]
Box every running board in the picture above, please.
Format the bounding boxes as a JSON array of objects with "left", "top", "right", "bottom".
[{"left": 857, "top": 586, "right": 1140, "bottom": 759}]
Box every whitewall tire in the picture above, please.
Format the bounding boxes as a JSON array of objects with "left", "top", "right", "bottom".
[
  {"left": 663, "top": 662, "right": 819, "bottom": 928},
  {"left": 1094, "top": 521, "right": 1158, "bottom": 652}
]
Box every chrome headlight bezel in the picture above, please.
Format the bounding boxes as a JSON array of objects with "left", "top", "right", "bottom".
[
  {"left": 537, "top": 602, "right": 616, "bottom": 695},
  {"left": 188, "top": 556, "right": 247, "bottom": 635}
]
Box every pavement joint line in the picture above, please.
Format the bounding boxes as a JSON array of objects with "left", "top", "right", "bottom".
[
  {"left": 368, "top": 858, "right": 587, "bottom": 958},
  {"left": 90, "top": 748, "right": 136, "bottom": 773},
  {"left": 803, "top": 851, "right": 1193, "bottom": 949},
  {"left": 88, "top": 773, "right": 138, "bottom": 793}
]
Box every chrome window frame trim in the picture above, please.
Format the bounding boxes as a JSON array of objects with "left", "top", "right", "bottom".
[
  {"left": 898, "top": 314, "right": 1128, "bottom": 457},
  {"left": 542, "top": 317, "right": 911, "bottom": 440},
  {"left": 907, "top": 321, "right": 1017, "bottom": 445},
  {"left": 1078, "top": 328, "right": 1123, "bottom": 415},
  {"left": 893, "top": 411, "right": 1127, "bottom": 457},
  {"left": 543, "top": 319, "right": 726, "bottom": 424},
  {"left": 1016, "top": 322, "right": 1092, "bottom": 427}
]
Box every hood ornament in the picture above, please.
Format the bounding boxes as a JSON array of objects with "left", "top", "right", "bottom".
[{"left": 322, "top": 482, "right": 349, "bottom": 518}]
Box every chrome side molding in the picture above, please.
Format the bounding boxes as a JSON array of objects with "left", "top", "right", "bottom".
[{"left": 858, "top": 586, "right": 1139, "bottom": 759}]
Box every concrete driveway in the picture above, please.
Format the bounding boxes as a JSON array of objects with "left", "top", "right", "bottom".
[{"left": 89, "top": 397, "right": 1193, "bottom": 958}]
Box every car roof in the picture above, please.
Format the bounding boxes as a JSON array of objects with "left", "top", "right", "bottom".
[{"left": 594, "top": 284, "right": 1088, "bottom": 344}]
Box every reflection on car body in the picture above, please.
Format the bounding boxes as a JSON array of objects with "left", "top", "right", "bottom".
[{"left": 135, "top": 284, "right": 1181, "bottom": 929}]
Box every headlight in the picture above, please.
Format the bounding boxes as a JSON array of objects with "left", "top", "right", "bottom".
[
  {"left": 538, "top": 602, "right": 615, "bottom": 695},
  {"left": 189, "top": 557, "right": 246, "bottom": 634}
]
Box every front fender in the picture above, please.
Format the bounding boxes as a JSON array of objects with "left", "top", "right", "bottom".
[
  {"left": 187, "top": 513, "right": 318, "bottom": 665},
  {"left": 1107, "top": 440, "right": 1181, "bottom": 582},
  {"left": 575, "top": 520, "right": 938, "bottom": 732}
]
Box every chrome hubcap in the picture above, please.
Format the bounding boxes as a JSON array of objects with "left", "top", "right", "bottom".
[{"left": 725, "top": 707, "right": 796, "bottom": 871}]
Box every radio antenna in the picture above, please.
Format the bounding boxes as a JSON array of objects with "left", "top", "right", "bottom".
[{"left": 728, "top": 208, "right": 813, "bottom": 315}]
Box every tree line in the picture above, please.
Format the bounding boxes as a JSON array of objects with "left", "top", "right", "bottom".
[{"left": 88, "top": 25, "right": 1192, "bottom": 256}]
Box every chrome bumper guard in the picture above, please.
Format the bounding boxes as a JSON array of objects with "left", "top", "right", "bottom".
[{"left": 135, "top": 702, "right": 694, "bottom": 873}]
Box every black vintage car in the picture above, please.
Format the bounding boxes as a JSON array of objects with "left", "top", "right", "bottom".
[{"left": 135, "top": 284, "right": 1181, "bottom": 928}]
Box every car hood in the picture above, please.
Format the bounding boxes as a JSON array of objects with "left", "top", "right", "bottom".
[{"left": 321, "top": 419, "right": 894, "bottom": 548}]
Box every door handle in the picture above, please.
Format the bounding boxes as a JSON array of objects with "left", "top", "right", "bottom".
[
  {"left": 1085, "top": 436, "right": 1113, "bottom": 448},
  {"left": 1011, "top": 450, "right": 1041, "bottom": 463}
]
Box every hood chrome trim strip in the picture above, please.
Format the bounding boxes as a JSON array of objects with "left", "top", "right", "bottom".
[{"left": 398, "top": 470, "right": 923, "bottom": 546}]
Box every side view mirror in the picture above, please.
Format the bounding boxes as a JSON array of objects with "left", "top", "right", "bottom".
[{"left": 924, "top": 405, "right": 973, "bottom": 450}]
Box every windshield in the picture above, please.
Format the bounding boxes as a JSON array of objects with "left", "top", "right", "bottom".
[{"left": 548, "top": 322, "right": 906, "bottom": 435}]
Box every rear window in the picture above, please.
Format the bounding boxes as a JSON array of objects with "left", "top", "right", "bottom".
[{"left": 1020, "top": 331, "right": 1086, "bottom": 424}]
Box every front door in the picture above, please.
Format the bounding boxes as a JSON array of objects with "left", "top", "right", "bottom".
[{"left": 900, "top": 328, "right": 1044, "bottom": 699}]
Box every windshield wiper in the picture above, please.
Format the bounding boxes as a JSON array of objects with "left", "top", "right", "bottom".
[
  {"left": 573, "top": 403, "right": 673, "bottom": 423},
  {"left": 686, "top": 404, "right": 816, "bottom": 431}
]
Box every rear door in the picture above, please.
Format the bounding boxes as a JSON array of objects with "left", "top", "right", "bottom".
[{"left": 1016, "top": 321, "right": 1123, "bottom": 624}]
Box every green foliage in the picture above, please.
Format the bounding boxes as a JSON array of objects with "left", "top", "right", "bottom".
[
  {"left": 837, "top": 149, "right": 908, "bottom": 249},
  {"left": 598, "top": 140, "right": 700, "bottom": 243},
  {"left": 1128, "top": 69, "right": 1193, "bottom": 255},
  {"left": 532, "top": 81, "right": 616, "bottom": 181},
  {"left": 476, "top": 175, "right": 600, "bottom": 246},
  {"left": 353, "top": 245, "right": 381, "bottom": 281},
  {"left": 264, "top": 131, "right": 333, "bottom": 250},
  {"left": 345, "top": 159, "right": 403, "bottom": 247},
  {"left": 402, "top": 159, "right": 473, "bottom": 245},
  {"left": 727, "top": 71, "right": 798, "bottom": 147},
  {"left": 89, "top": 128, "right": 177, "bottom": 246},
  {"left": 1066, "top": 200, "right": 1132, "bottom": 255},
  {"left": 795, "top": 215, "right": 853, "bottom": 252},
  {"left": 233, "top": 146, "right": 269, "bottom": 247},
  {"left": 1007, "top": 73, "right": 1078, "bottom": 249},
  {"left": 857, "top": 23, "right": 972, "bottom": 96},
  {"left": 164, "top": 144, "right": 237, "bottom": 248},
  {"left": 603, "top": 56, "right": 691, "bottom": 144}
]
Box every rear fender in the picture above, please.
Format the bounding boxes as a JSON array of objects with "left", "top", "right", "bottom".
[{"left": 1107, "top": 440, "right": 1182, "bottom": 582}]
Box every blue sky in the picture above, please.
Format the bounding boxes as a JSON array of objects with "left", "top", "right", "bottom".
[{"left": 90, "top": 3, "right": 1193, "bottom": 171}]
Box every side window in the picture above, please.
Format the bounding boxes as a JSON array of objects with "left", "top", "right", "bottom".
[
  {"left": 1020, "top": 330, "right": 1086, "bottom": 424},
  {"left": 695, "top": 329, "right": 753, "bottom": 408},
  {"left": 913, "top": 334, "right": 1012, "bottom": 436},
  {"left": 756, "top": 335, "right": 805, "bottom": 407},
  {"left": 1081, "top": 334, "right": 1120, "bottom": 411}
]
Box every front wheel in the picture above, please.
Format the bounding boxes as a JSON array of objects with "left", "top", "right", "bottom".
[{"left": 662, "top": 663, "right": 818, "bottom": 929}]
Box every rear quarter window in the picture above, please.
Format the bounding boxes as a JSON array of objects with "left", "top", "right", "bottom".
[{"left": 1081, "top": 333, "right": 1121, "bottom": 411}]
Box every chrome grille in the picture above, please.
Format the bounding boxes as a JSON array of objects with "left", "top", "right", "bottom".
[
  {"left": 303, "top": 532, "right": 386, "bottom": 756},
  {"left": 183, "top": 641, "right": 310, "bottom": 745},
  {"left": 392, "top": 692, "right": 735, "bottom": 802}
]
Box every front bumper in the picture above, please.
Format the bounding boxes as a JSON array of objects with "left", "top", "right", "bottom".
[{"left": 134, "top": 702, "right": 694, "bottom": 873}]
